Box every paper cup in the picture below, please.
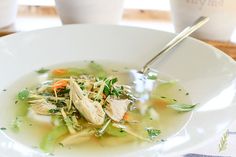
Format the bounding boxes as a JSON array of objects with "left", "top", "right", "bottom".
[
  {"left": 170, "top": 0, "right": 236, "bottom": 41},
  {"left": 0, "top": 0, "right": 18, "bottom": 28},
  {"left": 55, "top": 0, "right": 124, "bottom": 24}
]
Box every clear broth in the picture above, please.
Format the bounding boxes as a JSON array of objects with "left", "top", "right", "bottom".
[{"left": 0, "top": 61, "right": 192, "bottom": 155}]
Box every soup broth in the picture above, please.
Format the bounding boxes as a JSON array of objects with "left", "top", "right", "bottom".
[{"left": 0, "top": 61, "right": 193, "bottom": 155}]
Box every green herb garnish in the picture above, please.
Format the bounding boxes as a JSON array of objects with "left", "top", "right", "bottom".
[
  {"left": 103, "top": 78, "right": 119, "bottom": 97},
  {"left": 103, "top": 86, "right": 110, "bottom": 97},
  {"left": 111, "top": 78, "right": 118, "bottom": 84},
  {"left": 58, "top": 143, "right": 64, "bottom": 147},
  {"left": 167, "top": 103, "right": 196, "bottom": 112},
  {"left": 10, "top": 116, "right": 22, "bottom": 132},
  {"left": 17, "top": 89, "right": 29, "bottom": 101},
  {"left": 0, "top": 127, "right": 7, "bottom": 130},
  {"left": 36, "top": 68, "right": 50, "bottom": 74},
  {"left": 146, "top": 128, "right": 161, "bottom": 140},
  {"left": 48, "top": 109, "right": 60, "bottom": 114}
]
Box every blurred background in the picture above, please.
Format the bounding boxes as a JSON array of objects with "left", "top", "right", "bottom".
[{"left": 0, "top": 0, "right": 235, "bottom": 59}]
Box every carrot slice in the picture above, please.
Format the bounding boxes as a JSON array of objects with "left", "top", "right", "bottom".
[
  {"left": 52, "top": 69, "right": 68, "bottom": 76},
  {"left": 151, "top": 98, "right": 169, "bottom": 109},
  {"left": 52, "top": 80, "right": 68, "bottom": 91}
]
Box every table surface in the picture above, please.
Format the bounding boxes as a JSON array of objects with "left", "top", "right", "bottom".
[{"left": 0, "top": 5, "right": 235, "bottom": 60}]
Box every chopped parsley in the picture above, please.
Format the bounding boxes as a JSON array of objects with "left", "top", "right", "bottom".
[
  {"left": 0, "top": 127, "right": 7, "bottom": 130},
  {"left": 11, "top": 116, "right": 22, "bottom": 132},
  {"left": 58, "top": 143, "right": 64, "bottom": 147},
  {"left": 146, "top": 128, "right": 161, "bottom": 140},
  {"left": 17, "top": 89, "right": 30, "bottom": 101},
  {"left": 36, "top": 68, "right": 50, "bottom": 74},
  {"left": 48, "top": 109, "right": 60, "bottom": 114}
]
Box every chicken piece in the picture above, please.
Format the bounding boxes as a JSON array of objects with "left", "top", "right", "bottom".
[
  {"left": 70, "top": 78, "right": 105, "bottom": 125},
  {"left": 105, "top": 97, "right": 130, "bottom": 122},
  {"left": 29, "top": 99, "right": 57, "bottom": 115}
]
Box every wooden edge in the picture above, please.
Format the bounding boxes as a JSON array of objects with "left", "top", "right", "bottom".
[
  {"left": 18, "top": 6, "right": 171, "bottom": 21},
  {"left": 204, "top": 40, "right": 236, "bottom": 60}
]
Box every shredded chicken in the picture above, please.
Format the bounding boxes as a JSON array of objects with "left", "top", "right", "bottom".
[
  {"left": 29, "top": 99, "right": 57, "bottom": 115},
  {"left": 105, "top": 97, "right": 130, "bottom": 122},
  {"left": 70, "top": 78, "right": 105, "bottom": 125}
]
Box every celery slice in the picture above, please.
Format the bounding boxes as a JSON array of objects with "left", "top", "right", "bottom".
[{"left": 40, "top": 124, "right": 68, "bottom": 152}]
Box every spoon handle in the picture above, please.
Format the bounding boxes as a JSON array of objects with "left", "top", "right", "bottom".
[{"left": 142, "top": 16, "right": 209, "bottom": 73}]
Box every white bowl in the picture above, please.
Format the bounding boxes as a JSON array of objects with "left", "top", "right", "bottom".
[{"left": 0, "top": 25, "right": 235, "bottom": 157}]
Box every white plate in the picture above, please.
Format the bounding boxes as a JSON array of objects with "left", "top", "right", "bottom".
[{"left": 0, "top": 25, "right": 235, "bottom": 157}]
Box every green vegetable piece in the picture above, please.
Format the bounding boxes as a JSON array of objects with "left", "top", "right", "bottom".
[
  {"left": 106, "top": 123, "right": 127, "bottom": 137},
  {"left": 68, "top": 68, "right": 87, "bottom": 76},
  {"left": 17, "top": 89, "right": 29, "bottom": 101},
  {"left": 16, "top": 101, "right": 30, "bottom": 116},
  {"left": 88, "top": 61, "right": 107, "bottom": 77},
  {"left": 40, "top": 124, "right": 68, "bottom": 153},
  {"left": 36, "top": 68, "right": 50, "bottom": 74},
  {"left": 158, "top": 81, "right": 177, "bottom": 89},
  {"left": 146, "top": 128, "right": 161, "bottom": 140},
  {"left": 167, "top": 103, "right": 196, "bottom": 112},
  {"left": 64, "top": 117, "right": 74, "bottom": 131},
  {"left": 51, "top": 116, "right": 64, "bottom": 126}
]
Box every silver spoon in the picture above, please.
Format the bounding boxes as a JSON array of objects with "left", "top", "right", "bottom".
[
  {"left": 121, "top": 16, "right": 209, "bottom": 100},
  {"left": 142, "top": 16, "right": 209, "bottom": 73}
]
